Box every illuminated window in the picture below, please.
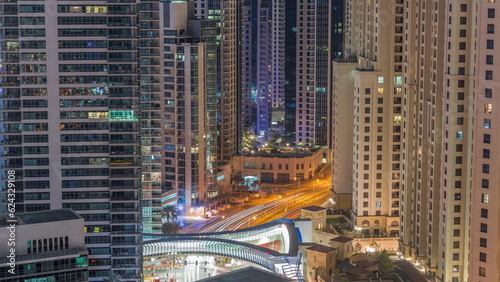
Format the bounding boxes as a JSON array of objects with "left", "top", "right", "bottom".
[
  {"left": 484, "top": 104, "right": 493, "bottom": 113},
  {"left": 109, "top": 110, "right": 137, "bottom": 121},
  {"left": 484, "top": 119, "right": 492, "bottom": 128},
  {"left": 88, "top": 112, "right": 109, "bottom": 119},
  {"left": 393, "top": 116, "right": 402, "bottom": 124},
  {"left": 378, "top": 77, "right": 384, "bottom": 83},
  {"left": 394, "top": 76, "right": 403, "bottom": 85},
  {"left": 481, "top": 194, "right": 489, "bottom": 203}
]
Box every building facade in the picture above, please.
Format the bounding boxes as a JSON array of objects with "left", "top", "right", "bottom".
[
  {"left": 0, "top": 209, "right": 88, "bottom": 281},
  {"left": 0, "top": 1, "right": 142, "bottom": 280},
  {"left": 294, "top": 0, "right": 331, "bottom": 147},
  {"left": 139, "top": 1, "right": 217, "bottom": 232},
  {"left": 241, "top": 0, "right": 286, "bottom": 137},
  {"left": 469, "top": 1, "right": 500, "bottom": 281},
  {"left": 334, "top": 0, "right": 500, "bottom": 281},
  {"left": 332, "top": 0, "right": 402, "bottom": 237}
]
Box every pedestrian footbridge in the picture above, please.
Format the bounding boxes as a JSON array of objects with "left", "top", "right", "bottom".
[{"left": 143, "top": 219, "right": 304, "bottom": 280}]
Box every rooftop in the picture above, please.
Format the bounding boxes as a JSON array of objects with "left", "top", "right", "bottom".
[
  {"left": 306, "top": 244, "right": 336, "bottom": 254},
  {"left": 16, "top": 209, "right": 82, "bottom": 225},
  {"left": 301, "top": 205, "right": 327, "bottom": 212},
  {"left": 330, "top": 236, "right": 354, "bottom": 243},
  {"left": 196, "top": 266, "right": 293, "bottom": 282}
]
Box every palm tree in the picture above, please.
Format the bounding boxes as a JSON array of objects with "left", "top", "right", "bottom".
[
  {"left": 162, "top": 205, "right": 177, "bottom": 223},
  {"left": 103, "top": 271, "right": 122, "bottom": 282}
]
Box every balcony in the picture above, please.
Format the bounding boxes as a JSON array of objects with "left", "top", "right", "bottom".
[
  {"left": 110, "top": 219, "right": 139, "bottom": 224},
  {"left": 110, "top": 185, "right": 137, "bottom": 190},
  {"left": 111, "top": 242, "right": 139, "bottom": 246},
  {"left": 111, "top": 252, "right": 141, "bottom": 257},
  {"left": 110, "top": 207, "right": 139, "bottom": 212},
  {"left": 110, "top": 196, "right": 137, "bottom": 201},
  {"left": 111, "top": 263, "right": 141, "bottom": 268},
  {"left": 110, "top": 231, "right": 139, "bottom": 235}
]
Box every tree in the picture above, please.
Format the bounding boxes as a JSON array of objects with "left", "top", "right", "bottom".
[
  {"left": 248, "top": 179, "right": 261, "bottom": 191},
  {"left": 162, "top": 205, "right": 177, "bottom": 224},
  {"left": 103, "top": 272, "right": 122, "bottom": 282},
  {"left": 378, "top": 250, "right": 395, "bottom": 273},
  {"left": 313, "top": 266, "right": 326, "bottom": 281},
  {"left": 232, "top": 171, "right": 245, "bottom": 191},
  {"left": 270, "top": 147, "right": 281, "bottom": 154},
  {"left": 354, "top": 242, "right": 362, "bottom": 253}
]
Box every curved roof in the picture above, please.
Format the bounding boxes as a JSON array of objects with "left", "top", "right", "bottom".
[
  {"left": 144, "top": 237, "right": 290, "bottom": 272},
  {"left": 143, "top": 219, "right": 303, "bottom": 280},
  {"left": 144, "top": 219, "right": 300, "bottom": 256}
]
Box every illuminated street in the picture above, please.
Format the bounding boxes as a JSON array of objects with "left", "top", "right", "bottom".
[{"left": 198, "top": 179, "right": 332, "bottom": 233}]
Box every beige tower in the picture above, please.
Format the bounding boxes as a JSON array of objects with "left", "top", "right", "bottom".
[
  {"left": 401, "top": 0, "right": 481, "bottom": 281},
  {"left": 219, "top": 0, "right": 239, "bottom": 161},
  {"left": 335, "top": 1, "right": 500, "bottom": 281},
  {"left": 332, "top": 0, "right": 402, "bottom": 237},
  {"left": 469, "top": 1, "right": 500, "bottom": 281}
]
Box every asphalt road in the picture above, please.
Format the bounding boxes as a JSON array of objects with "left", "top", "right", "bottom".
[{"left": 196, "top": 181, "right": 332, "bottom": 233}]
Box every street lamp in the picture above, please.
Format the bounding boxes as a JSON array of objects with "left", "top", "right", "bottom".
[
  {"left": 294, "top": 177, "right": 301, "bottom": 189},
  {"left": 275, "top": 195, "right": 282, "bottom": 219},
  {"left": 248, "top": 216, "right": 256, "bottom": 227}
]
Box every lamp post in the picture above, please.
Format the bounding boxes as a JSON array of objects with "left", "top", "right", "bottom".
[
  {"left": 275, "top": 195, "right": 282, "bottom": 219},
  {"left": 248, "top": 216, "right": 256, "bottom": 228},
  {"left": 294, "top": 177, "right": 301, "bottom": 189}
]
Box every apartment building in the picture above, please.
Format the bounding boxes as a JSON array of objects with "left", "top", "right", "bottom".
[
  {"left": 295, "top": 0, "right": 331, "bottom": 147},
  {"left": 0, "top": 209, "right": 89, "bottom": 281},
  {"left": 334, "top": 0, "right": 500, "bottom": 281},
  {"left": 156, "top": 1, "right": 219, "bottom": 219},
  {"left": 241, "top": 0, "right": 285, "bottom": 137},
  {"left": 469, "top": 1, "right": 500, "bottom": 281},
  {"left": 0, "top": 1, "right": 141, "bottom": 280},
  {"left": 332, "top": 0, "right": 402, "bottom": 237}
]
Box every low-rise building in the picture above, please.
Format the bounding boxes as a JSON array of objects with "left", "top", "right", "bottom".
[
  {"left": 232, "top": 148, "right": 328, "bottom": 183},
  {"left": 0, "top": 209, "right": 89, "bottom": 281},
  {"left": 300, "top": 206, "right": 327, "bottom": 231},
  {"left": 329, "top": 236, "right": 354, "bottom": 263},
  {"left": 305, "top": 244, "right": 336, "bottom": 281}
]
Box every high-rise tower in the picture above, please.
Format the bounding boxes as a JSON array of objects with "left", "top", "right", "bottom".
[
  {"left": 332, "top": 0, "right": 402, "bottom": 237},
  {"left": 0, "top": 1, "right": 141, "bottom": 280},
  {"left": 334, "top": 1, "right": 500, "bottom": 281},
  {"left": 139, "top": 1, "right": 219, "bottom": 232},
  {"left": 294, "top": 0, "right": 331, "bottom": 147},
  {"left": 469, "top": 1, "right": 500, "bottom": 281},
  {"left": 241, "top": 0, "right": 285, "bottom": 137}
]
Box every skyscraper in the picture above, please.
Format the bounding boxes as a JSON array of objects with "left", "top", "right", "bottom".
[
  {"left": 334, "top": 1, "right": 500, "bottom": 281},
  {"left": 0, "top": 1, "right": 141, "bottom": 280},
  {"left": 294, "top": 0, "right": 331, "bottom": 147},
  {"left": 469, "top": 1, "right": 500, "bottom": 280},
  {"left": 141, "top": 2, "right": 217, "bottom": 233},
  {"left": 332, "top": 0, "right": 402, "bottom": 238},
  {"left": 242, "top": 0, "right": 285, "bottom": 137},
  {"left": 210, "top": 0, "right": 241, "bottom": 160}
]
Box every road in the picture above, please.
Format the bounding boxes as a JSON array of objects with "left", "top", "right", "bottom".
[{"left": 197, "top": 180, "right": 332, "bottom": 233}]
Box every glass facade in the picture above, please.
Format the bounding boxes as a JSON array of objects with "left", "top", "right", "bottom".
[{"left": 0, "top": 0, "right": 141, "bottom": 280}]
